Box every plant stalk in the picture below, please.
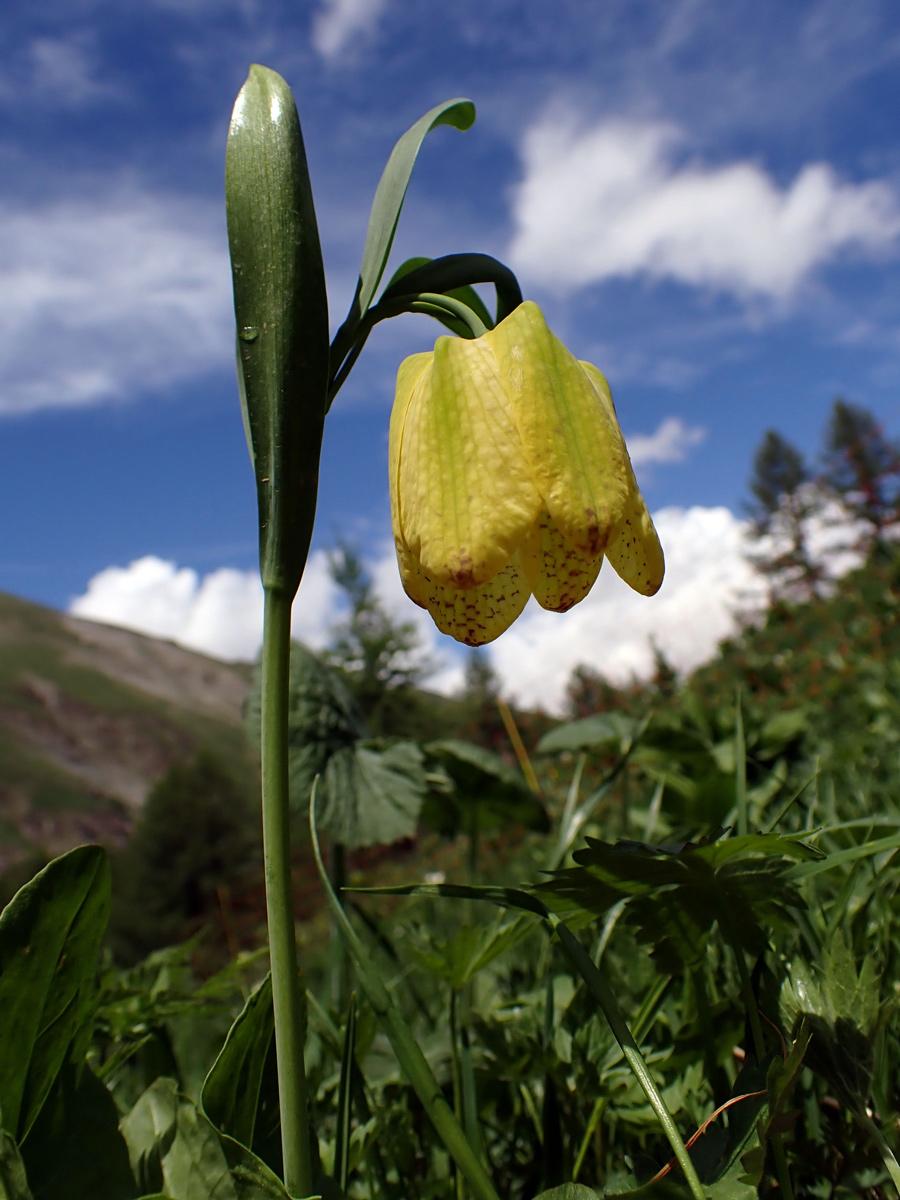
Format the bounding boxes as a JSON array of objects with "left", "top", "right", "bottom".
[{"left": 261, "top": 587, "right": 312, "bottom": 1197}]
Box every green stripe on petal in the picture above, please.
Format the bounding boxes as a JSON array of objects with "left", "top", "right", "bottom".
[
  {"left": 489, "top": 302, "right": 629, "bottom": 554},
  {"left": 521, "top": 509, "right": 603, "bottom": 611},
  {"left": 397, "top": 335, "right": 541, "bottom": 587}
]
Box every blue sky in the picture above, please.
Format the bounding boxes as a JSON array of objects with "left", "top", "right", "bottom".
[{"left": 2, "top": 0, "right": 899, "bottom": 706}]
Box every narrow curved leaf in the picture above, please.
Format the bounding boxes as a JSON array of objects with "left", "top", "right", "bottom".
[
  {"left": 381, "top": 252, "right": 522, "bottom": 325},
  {"left": 356, "top": 98, "right": 475, "bottom": 315},
  {"left": 0, "top": 845, "right": 110, "bottom": 1141},
  {"left": 330, "top": 97, "right": 476, "bottom": 373}
]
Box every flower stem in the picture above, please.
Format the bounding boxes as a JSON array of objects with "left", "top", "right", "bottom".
[{"left": 261, "top": 586, "right": 312, "bottom": 1197}]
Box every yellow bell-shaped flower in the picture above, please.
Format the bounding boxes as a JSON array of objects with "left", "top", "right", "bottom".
[{"left": 389, "top": 301, "right": 664, "bottom": 645}]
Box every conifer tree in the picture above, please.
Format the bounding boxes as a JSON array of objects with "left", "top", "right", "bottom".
[
  {"left": 822, "top": 398, "right": 900, "bottom": 545},
  {"left": 325, "top": 545, "right": 431, "bottom": 732},
  {"left": 746, "top": 429, "right": 823, "bottom": 600}
]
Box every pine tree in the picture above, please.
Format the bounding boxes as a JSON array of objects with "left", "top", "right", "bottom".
[
  {"left": 324, "top": 545, "right": 431, "bottom": 732},
  {"left": 746, "top": 430, "right": 823, "bottom": 601},
  {"left": 111, "top": 753, "right": 259, "bottom": 963},
  {"left": 822, "top": 398, "right": 900, "bottom": 546}
]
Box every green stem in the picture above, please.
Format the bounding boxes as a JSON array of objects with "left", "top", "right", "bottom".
[
  {"left": 261, "top": 587, "right": 312, "bottom": 1198},
  {"left": 549, "top": 918, "right": 707, "bottom": 1200}
]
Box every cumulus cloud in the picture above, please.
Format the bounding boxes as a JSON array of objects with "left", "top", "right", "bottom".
[
  {"left": 68, "top": 545, "right": 466, "bottom": 690},
  {"left": 627, "top": 416, "right": 707, "bottom": 466},
  {"left": 67, "top": 501, "right": 868, "bottom": 712},
  {"left": 487, "top": 506, "right": 767, "bottom": 713},
  {"left": 69, "top": 553, "right": 339, "bottom": 661},
  {"left": 509, "top": 109, "right": 900, "bottom": 300},
  {"left": 311, "top": 0, "right": 389, "bottom": 61},
  {"left": 0, "top": 189, "right": 230, "bottom": 415}
]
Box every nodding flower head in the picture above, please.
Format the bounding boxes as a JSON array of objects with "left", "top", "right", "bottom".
[{"left": 389, "top": 301, "right": 664, "bottom": 645}]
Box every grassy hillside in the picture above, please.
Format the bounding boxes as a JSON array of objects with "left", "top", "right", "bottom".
[{"left": 0, "top": 592, "right": 256, "bottom": 872}]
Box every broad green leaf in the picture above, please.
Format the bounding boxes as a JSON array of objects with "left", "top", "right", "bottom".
[
  {"left": 20, "top": 1062, "right": 138, "bottom": 1200},
  {"left": 160, "top": 1098, "right": 236, "bottom": 1200},
  {"left": 226, "top": 65, "right": 329, "bottom": 594},
  {"left": 219, "top": 1135, "right": 291, "bottom": 1200},
  {"left": 322, "top": 741, "right": 426, "bottom": 848},
  {"left": 202, "top": 975, "right": 275, "bottom": 1153},
  {"left": 124, "top": 1080, "right": 290, "bottom": 1200},
  {"left": 352, "top": 98, "right": 475, "bottom": 320},
  {"left": 120, "top": 1077, "right": 179, "bottom": 1196},
  {"left": 0, "top": 1129, "right": 32, "bottom": 1200},
  {"left": 0, "top": 845, "right": 110, "bottom": 1140},
  {"left": 537, "top": 713, "right": 639, "bottom": 755},
  {"left": 422, "top": 739, "right": 549, "bottom": 835}
]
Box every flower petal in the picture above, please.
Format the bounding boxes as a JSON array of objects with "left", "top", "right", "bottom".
[
  {"left": 389, "top": 351, "right": 433, "bottom": 567},
  {"left": 395, "top": 336, "right": 542, "bottom": 588},
  {"left": 398, "top": 551, "right": 530, "bottom": 646},
  {"left": 521, "top": 509, "right": 603, "bottom": 611},
  {"left": 489, "top": 302, "right": 629, "bottom": 554},
  {"left": 580, "top": 361, "right": 665, "bottom": 596}
]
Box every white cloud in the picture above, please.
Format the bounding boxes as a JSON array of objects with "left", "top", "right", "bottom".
[
  {"left": 311, "top": 0, "right": 389, "bottom": 61},
  {"left": 67, "top": 545, "right": 466, "bottom": 690},
  {"left": 0, "top": 188, "right": 230, "bottom": 415},
  {"left": 487, "top": 506, "right": 767, "bottom": 713},
  {"left": 69, "top": 552, "right": 339, "bottom": 661},
  {"left": 627, "top": 416, "right": 706, "bottom": 466},
  {"left": 66, "top": 500, "right": 869, "bottom": 712},
  {"left": 509, "top": 109, "right": 900, "bottom": 300}
]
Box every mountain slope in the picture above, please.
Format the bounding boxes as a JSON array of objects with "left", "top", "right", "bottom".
[{"left": 0, "top": 592, "right": 255, "bottom": 871}]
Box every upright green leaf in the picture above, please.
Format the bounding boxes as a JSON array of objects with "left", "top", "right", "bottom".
[
  {"left": 202, "top": 975, "right": 275, "bottom": 1153},
  {"left": 226, "top": 64, "right": 329, "bottom": 596},
  {"left": 355, "top": 98, "right": 475, "bottom": 317},
  {"left": 0, "top": 845, "right": 110, "bottom": 1141}
]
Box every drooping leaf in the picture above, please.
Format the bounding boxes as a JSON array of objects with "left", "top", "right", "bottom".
[
  {"left": 422, "top": 739, "right": 549, "bottom": 836},
  {"left": 20, "top": 1061, "right": 138, "bottom": 1200},
  {"left": 340, "top": 98, "right": 475, "bottom": 333},
  {"left": 536, "top": 833, "right": 815, "bottom": 971},
  {"left": 202, "top": 975, "right": 275, "bottom": 1153},
  {"left": 0, "top": 845, "right": 110, "bottom": 1140},
  {"left": 380, "top": 252, "right": 522, "bottom": 326}
]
